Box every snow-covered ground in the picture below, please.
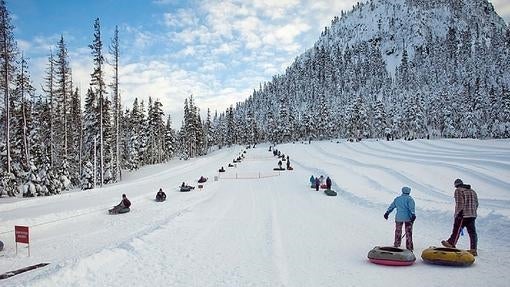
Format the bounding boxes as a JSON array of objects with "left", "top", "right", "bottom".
[{"left": 1, "top": 139, "right": 509, "bottom": 287}]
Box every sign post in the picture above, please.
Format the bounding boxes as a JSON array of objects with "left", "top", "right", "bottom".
[{"left": 15, "top": 225, "right": 30, "bottom": 256}]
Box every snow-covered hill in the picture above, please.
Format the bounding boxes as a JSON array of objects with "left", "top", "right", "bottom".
[
  {"left": 319, "top": 0, "right": 507, "bottom": 75},
  {"left": 1, "top": 139, "right": 509, "bottom": 286},
  {"left": 229, "top": 0, "right": 510, "bottom": 143}
]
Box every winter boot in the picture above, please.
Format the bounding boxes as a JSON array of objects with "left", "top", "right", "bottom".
[
  {"left": 441, "top": 240, "right": 455, "bottom": 248},
  {"left": 468, "top": 249, "right": 478, "bottom": 256}
]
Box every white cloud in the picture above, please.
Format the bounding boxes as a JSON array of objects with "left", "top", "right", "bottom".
[
  {"left": 163, "top": 9, "right": 197, "bottom": 28},
  {"left": 262, "top": 19, "right": 310, "bottom": 46}
]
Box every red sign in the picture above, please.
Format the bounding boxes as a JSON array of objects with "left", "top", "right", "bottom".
[{"left": 15, "top": 226, "right": 29, "bottom": 244}]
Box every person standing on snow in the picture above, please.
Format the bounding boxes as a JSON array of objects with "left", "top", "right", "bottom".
[
  {"left": 384, "top": 186, "right": 416, "bottom": 251},
  {"left": 315, "top": 177, "right": 320, "bottom": 191},
  {"left": 326, "top": 176, "right": 332, "bottom": 190},
  {"left": 441, "top": 179, "right": 478, "bottom": 256}
]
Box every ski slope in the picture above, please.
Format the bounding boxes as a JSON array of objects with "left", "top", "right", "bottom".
[{"left": 0, "top": 139, "right": 509, "bottom": 287}]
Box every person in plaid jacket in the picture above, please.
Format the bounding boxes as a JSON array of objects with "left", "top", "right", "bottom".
[{"left": 442, "top": 178, "right": 479, "bottom": 256}]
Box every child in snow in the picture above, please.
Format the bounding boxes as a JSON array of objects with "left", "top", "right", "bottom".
[{"left": 384, "top": 187, "right": 416, "bottom": 251}]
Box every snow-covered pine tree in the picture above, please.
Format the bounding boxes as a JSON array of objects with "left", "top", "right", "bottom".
[
  {"left": 0, "top": 0, "right": 17, "bottom": 195},
  {"left": 109, "top": 25, "right": 121, "bottom": 181},
  {"left": 164, "top": 114, "right": 176, "bottom": 160},
  {"left": 68, "top": 87, "right": 82, "bottom": 186},
  {"left": 11, "top": 54, "right": 36, "bottom": 196},
  {"left": 82, "top": 88, "right": 98, "bottom": 184},
  {"left": 89, "top": 17, "right": 107, "bottom": 187},
  {"left": 54, "top": 35, "right": 72, "bottom": 163}
]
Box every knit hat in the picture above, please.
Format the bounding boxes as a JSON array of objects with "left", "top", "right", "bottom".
[
  {"left": 401, "top": 186, "right": 411, "bottom": 194},
  {"left": 454, "top": 178, "right": 463, "bottom": 187}
]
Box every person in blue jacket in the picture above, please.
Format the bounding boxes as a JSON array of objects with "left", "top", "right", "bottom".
[{"left": 384, "top": 186, "right": 416, "bottom": 251}]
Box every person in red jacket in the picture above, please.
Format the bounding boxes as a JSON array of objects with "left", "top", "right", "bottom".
[{"left": 441, "top": 179, "right": 478, "bottom": 256}]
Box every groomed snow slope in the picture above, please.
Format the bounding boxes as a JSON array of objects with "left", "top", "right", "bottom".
[{"left": 0, "top": 139, "right": 509, "bottom": 287}]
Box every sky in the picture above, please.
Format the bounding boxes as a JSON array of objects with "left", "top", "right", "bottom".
[{"left": 8, "top": 0, "right": 510, "bottom": 127}]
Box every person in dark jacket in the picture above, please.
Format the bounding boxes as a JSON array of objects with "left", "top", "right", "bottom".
[
  {"left": 119, "top": 194, "right": 131, "bottom": 208},
  {"left": 278, "top": 160, "right": 282, "bottom": 169},
  {"left": 326, "top": 177, "right": 332, "bottom": 190},
  {"left": 315, "top": 177, "right": 320, "bottom": 191},
  {"left": 110, "top": 194, "right": 131, "bottom": 213},
  {"left": 384, "top": 186, "right": 416, "bottom": 251},
  {"left": 441, "top": 179, "right": 479, "bottom": 256},
  {"left": 156, "top": 188, "right": 166, "bottom": 201}
]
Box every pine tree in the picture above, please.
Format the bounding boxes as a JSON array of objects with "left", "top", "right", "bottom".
[
  {"left": 109, "top": 25, "right": 121, "bottom": 181},
  {"left": 164, "top": 114, "right": 176, "bottom": 160},
  {"left": 68, "top": 87, "right": 82, "bottom": 185},
  {"left": 89, "top": 18, "right": 107, "bottom": 187},
  {"left": 54, "top": 35, "right": 72, "bottom": 161},
  {"left": 41, "top": 51, "right": 56, "bottom": 166},
  {"left": 0, "top": 0, "right": 17, "bottom": 186}
]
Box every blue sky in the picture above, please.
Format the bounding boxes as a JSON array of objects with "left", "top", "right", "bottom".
[{"left": 8, "top": 0, "right": 510, "bottom": 125}]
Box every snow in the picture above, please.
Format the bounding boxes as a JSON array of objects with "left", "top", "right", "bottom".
[{"left": 1, "top": 139, "right": 509, "bottom": 286}]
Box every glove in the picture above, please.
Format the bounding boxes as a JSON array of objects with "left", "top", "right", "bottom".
[
  {"left": 410, "top": 214, "right": 416, "bottom": 222},
  {"left": 384, "top": 212, "right": 389, "bottom": 220}
]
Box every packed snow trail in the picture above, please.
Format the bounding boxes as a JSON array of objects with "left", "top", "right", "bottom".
[{"left": 1, "top": 140, "right": 509, "bottom": 286}]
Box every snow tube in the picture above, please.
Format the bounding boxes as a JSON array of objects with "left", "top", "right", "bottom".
[
  {"left": 324, "top": 189, "right": 337, "bottom": 196},
  {"left": 109, "top": 207, "right": 130, "bottom": 214},
  {"left": 219, "top": 169, "right": 225, "bottom": 172},
  {"left": 368, "top": 246, "right": 416, "bottom": 266},
  {"left": 273, "top": 167, "right": 285, "bottom": 171},
  {"left": 180, "top": 186, "right": 194, "bottom": 192},
  {"left": 198, "top": 177, "right": 207, "bottom": 183},
  {"left": 155, "top": 197, "right": 166, "bottom": 202},
  {"left": 320, "top": 184, "right": 328, "bottom": 189},
  {"left": 421, "top": 247, "right": 475, "bottom": 266}
]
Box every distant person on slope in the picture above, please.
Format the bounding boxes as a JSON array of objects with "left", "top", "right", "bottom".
[
  {"left": 384, "top": 187, "right": 416, "bottom": 251},
  {"left": 441, "top": 179, "right": 478, "bottom": 256},
  {"left": 156, "top": 188, "right": 166, "bottom": 201},
  {"left": 315, "top": 177, "right": 320, "bottom": 191},
  {"left": 278, "top": 160, "right": 283, "bottom": 169},
  {"left": 326, "top": 176, "right": 332, "bottom": 190},
  {"left": 110, "top": 194, "right": 131, "bottom": 213}
]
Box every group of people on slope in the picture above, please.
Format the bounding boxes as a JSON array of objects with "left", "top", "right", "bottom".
[
  {"left": 384, "top": 178, "right": 478, "bottom": 256},
  {"left": 310, "top": 175, "right": 332, "bottom": 191},
  {"left": 277, "top": 155, "right": 292, "bottom": 170}
]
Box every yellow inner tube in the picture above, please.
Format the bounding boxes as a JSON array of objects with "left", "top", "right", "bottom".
[{"left": 421, "top": 247, "right": 475, "bottom": 266}]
